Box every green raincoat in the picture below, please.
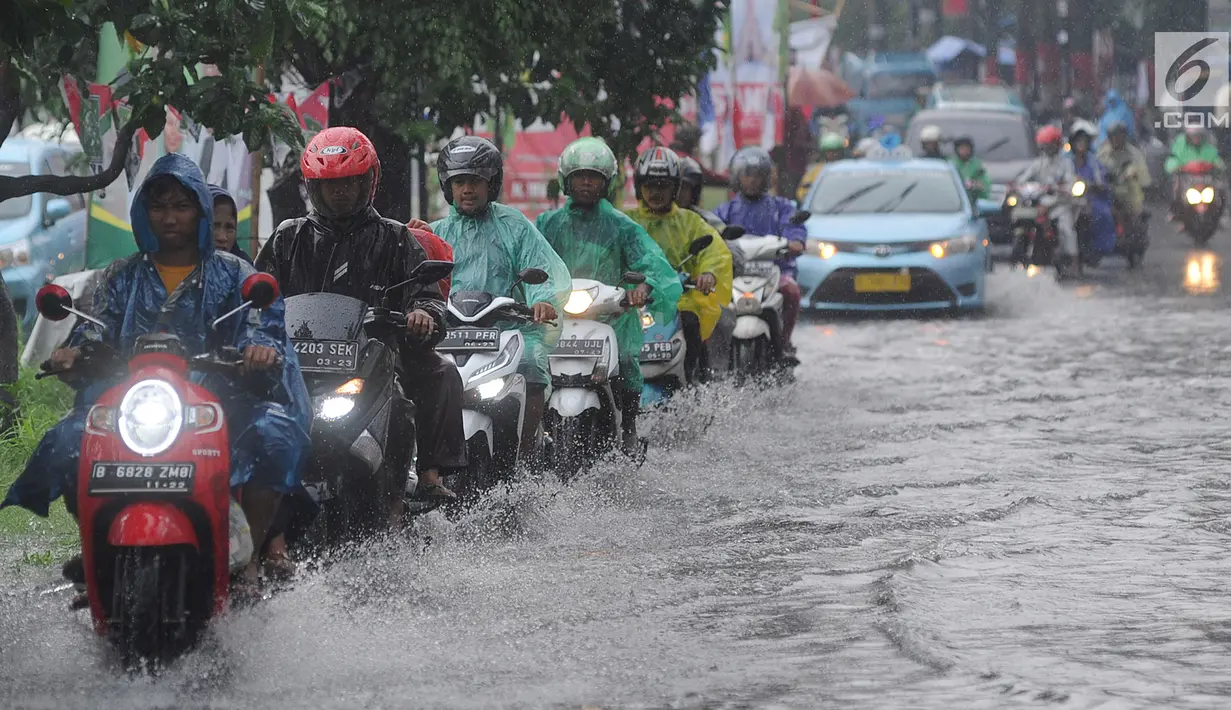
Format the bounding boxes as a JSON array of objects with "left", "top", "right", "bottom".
[
  {"left": 625, "top": 203, "right": 733, "bottom": 341},
  {"left": 432, "top": 202, "right": 572, "bottom": 387},
  {"left": 1164, "top": 134, "right": 1226, "bottom": 174},
  {"left": 536, "top": 198, "right": 682, "bottom": 393},
  {"left": 950, "top": 156, "right": 990, "bottom": 200}
]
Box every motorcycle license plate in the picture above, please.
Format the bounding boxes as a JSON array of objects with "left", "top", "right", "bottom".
[
  {"left": 87, "top": 462, "right": 195, "bottom": 495},
  {"left": 854, "top": 272, "right": 911, "bottom": 292},
  {"left": 640, "top": 341, "right": 674, "bottom": 362},
  {"left": 437, "top": 328, "right": 500, "bottom": 351},
  {"left": 293, "top": 339, "right": 359, "bottom": 372},
  {"left": 743, "top": 261, "right": 777, "bottom": 276},
  {"left": 551, "top": 338, "right": 604, "bottom": 357}
]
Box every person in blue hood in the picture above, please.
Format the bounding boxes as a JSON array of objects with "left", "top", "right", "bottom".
[
  {"left": 713, "top": 147, "right": 807, "bottom": 362},
  {"left": 1, "top": 153, "right": 312, "bottom": 593},
  {"left": 209, "top": 184, "right": 252, "bottom": 263},
  {"left": 1097, "top": 89, "right": 1136, "bottom": 147}
]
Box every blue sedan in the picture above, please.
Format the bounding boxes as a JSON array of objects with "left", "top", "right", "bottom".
[{"left": 796, "top": 156, "right": 998, "bottom": 313}]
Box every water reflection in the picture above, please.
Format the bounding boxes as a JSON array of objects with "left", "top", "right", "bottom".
[{"left": 1184, "top": 251, "right": 1220, "bottom": 294}]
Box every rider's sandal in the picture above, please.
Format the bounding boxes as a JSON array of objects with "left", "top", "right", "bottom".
[
  {"left": 413, "top": 482, "right": 457, "bottom": 501},
  {"left": 69, "top": 592, "right": 89, "bottom": 610},
  {"left": 262, "top": 552, "right": 297, "bottom": 581}
]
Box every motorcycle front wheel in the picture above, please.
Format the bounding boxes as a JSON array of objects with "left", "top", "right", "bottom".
[
  {"left": 549, "top": 410, "right": 601, "bottom": 481},
  {"left": 112, "top": 546, "right": 200, "bottom": 671}
]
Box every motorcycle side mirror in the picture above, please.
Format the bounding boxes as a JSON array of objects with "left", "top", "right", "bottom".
[
  {"left": 691, "top": 234, "right": 716, "bottom": 253},
  {"left": 35, "top": 284, "right": 72, "bottom": 321},
  {"left": 622, "top": 271, "right": 647, "bottom": 285},
  {"left": 35, "top": 283, "right": 106, "bottom": 328},
  {"left": 517, "top": 267, "right": 550, "bottom": 286},
  {"left": 719, "top": 226, "right": 743, "bottom": 241},
  {"left": 408, "top": 259, "right": 455, "bottom": 286},
  {"left": 789, "top": 210, "right": 812, "bottom": 225},
  {"left": 240, "top": 272, "right": 280, "bottom": 310}
]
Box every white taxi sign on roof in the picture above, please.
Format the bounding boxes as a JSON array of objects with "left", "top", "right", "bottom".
[{"left": 863, "top": 145, "right": 914, "bottom": 160}]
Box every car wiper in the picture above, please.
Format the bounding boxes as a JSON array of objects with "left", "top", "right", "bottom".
[
  {"left": 873, "top": 180, "right": 920, "bottom": 212},
  {"left": 822, "top": 180, "right": 887, "bottom": 214},
  {"left": 981, "top": 136, "right": 1010, "bottom": 156}
]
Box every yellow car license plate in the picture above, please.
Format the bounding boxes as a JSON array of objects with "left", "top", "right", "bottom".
[{"left": 854, "top": 272, "right": 911, "bottom": 292}]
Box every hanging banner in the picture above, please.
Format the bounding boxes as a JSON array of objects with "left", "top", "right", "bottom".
[{"left": 708, "top": 0, "right": 785, "bottom": 165}]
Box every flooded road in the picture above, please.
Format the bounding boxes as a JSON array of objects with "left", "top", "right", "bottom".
[{"left": 5, "top": 213, "right": 1231, "bottom": 709}]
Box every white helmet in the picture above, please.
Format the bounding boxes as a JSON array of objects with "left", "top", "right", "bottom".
[
  {"left": 920, "top": 125, "right": 943, "bottom": 142},
  {"left": 1068, "top": 119, "right": 1098, "bottom": 142}
]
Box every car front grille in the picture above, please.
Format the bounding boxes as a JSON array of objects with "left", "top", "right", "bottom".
[{"left": 810, "top": 267, "right": 957, "bottom": 305}]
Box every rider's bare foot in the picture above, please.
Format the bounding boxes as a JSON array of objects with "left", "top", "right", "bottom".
[{"left": 413, "top": 469, "right": 456, "bottom": 501}]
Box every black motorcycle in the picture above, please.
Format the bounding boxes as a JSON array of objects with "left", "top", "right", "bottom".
[{"left": 283, "top": 260, "right": 453, "bottom": 549}]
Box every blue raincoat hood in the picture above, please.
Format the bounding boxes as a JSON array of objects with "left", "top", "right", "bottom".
[
  {"left": 1105, "top": 89, "right": 1123, "bottom": 107},
  {"left": 130, "top": 153, "right": 215, "bottom": 258}
]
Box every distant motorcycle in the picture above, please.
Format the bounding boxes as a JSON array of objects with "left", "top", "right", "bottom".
[
  {"left": 639, "top": 235, "right": 714, "bottom": 408},
  {"left": 1174, "top": 160, "right": 1222, "bottom": 246}
]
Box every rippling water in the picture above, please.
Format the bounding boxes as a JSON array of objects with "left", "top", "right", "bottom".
[{"left": 5, "top": 234, "right": 1231, "bottom": 708}]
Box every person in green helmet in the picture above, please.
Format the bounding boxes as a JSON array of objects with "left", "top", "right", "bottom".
[
  {"left": 535, "top": 138, "right": 683, "bottom": 453},
  {"left": 950, "top": 136, "right": 989, "bottom": 201},
  {"left": 796, "top": 132, "right": 847, "bottom": 202}
]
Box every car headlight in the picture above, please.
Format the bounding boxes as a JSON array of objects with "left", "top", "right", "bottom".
[
  {"left": 564, "top": 287, "right": 596, "bottom": 315},
  {"left": 929, "top": 234, "right": 978, "bottom": 258},
  {"left": 1202, "top": 186, "right": 1215, "bottom": 203},
  {"left": 0, "top": 238, "right": 33, "bottom": 269},
  {"left": 317, "top": 396, "right": 355, "bottom": 421},
  {"left": 118, "top": 380, "right": 183, "bottom": 456},
  {"left": 1071, "top": 180, "right": 1086, "bottom": 197},
  {"left": 476, "top": 377, "right": 506, "bottom": 399},
  {"left": 1187, "top": 188, "right": 1202, "bottom": 205},
  {"left": 807, "top": 238, "right": 837, "bottom": 259}
]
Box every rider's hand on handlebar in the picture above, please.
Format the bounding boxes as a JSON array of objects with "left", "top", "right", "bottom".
[
  {"left": 787, "top": 241, "right": 805, "bottom": 256},
  {"left": 695, "top": 272, "right": 717, "bottom": 294},
  {"left": 240, "top": 345, "right": 279, "bottom": 374},
  {"left": 626, "top": 284, "right": 652, "bottom": 307},
  {"left": 531, "top": 302, "right": 558, "bottom": 323},
  {"left": 405, "top": 309, "right": 437, "bottom": 339},
  {"left": 47, "top": 347, "right": 80, "bottom": 374}
]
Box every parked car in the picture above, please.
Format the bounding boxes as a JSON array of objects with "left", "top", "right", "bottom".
[
  {"left": 905, "top": 108, "right": 1037, "bottom": 256},
  {"left": 0, "top": 137, "right": 89, "bottom": 330}
]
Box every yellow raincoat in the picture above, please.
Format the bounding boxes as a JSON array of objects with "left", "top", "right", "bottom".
[{"left": 625, "top": 203, "right": 733, "bottom": 340}]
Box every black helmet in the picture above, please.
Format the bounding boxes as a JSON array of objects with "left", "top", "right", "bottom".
[
  {"left": 437, "top": 136, "right": 503, "bottom": 204},
  {"left": 728, "top": 147, "right": 773, "bottom": 189},
  {"left": 633, "top": 145, "right": 682, "bottom": 199},
  {"left": 952, "top": 135, "right": 973, "bottom": 149},
  {"left": 679, "top": 156, "right": 703, "bottom": 204}
]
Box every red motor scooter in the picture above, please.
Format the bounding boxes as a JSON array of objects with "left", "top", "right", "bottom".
[{"left": 34, "top": 272, "right": 281, "bottom": 668}]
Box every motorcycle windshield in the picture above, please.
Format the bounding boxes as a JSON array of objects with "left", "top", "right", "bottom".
[{"left": 284, "top": 293, "right": 367, "bottom": 341}]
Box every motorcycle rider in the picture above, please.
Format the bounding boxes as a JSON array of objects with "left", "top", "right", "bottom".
[
  {"left": 210, "top": 185, "right": 251, "bottom": 262},
  {"left": 1016, "top": 125, "right": 1081, "bottom": 276},
  {"left": 257, "top": 127, "right": 466, "bottom": 515},
  {"left": 852, "top": 137, "right": 879, "bottom": 159},
  {"left": 535, "top": 137, "right": 682, "bottom": 454},
  {"left": 1164, "top": 126, "right": 1226, "bottom": 218},
  {"left": 1068, "top": 120, "right": 1117, "bottom": 258},
  {"left": 796, "top": 132, "right": 846, "bottom": 202},
  {"left": 1097, "top": 88, "right": 1136, "bottom": 147},
  {"left": 713, "top": 147, "right": 806, "bottom": 363},
  {"left": 677, "top": 156, "right": 725, "bottom": 231},
  {"left": 950, "top": 136, "right": 990, "bottom": 201},
  {"left": 428, "top": 136, "right": 572, "bottom": 462},
  {"left": 625, "top": 146, "right": 733, "bottom": 384},
  {"left": 2, "top": 153, "right": 312, "bottom": 595},
  {"left": 1096, "top": 121, "right": 1152, "bottom": 240},
  {"left": 919, "top": 125, "right": 945, "bottom": 159}
]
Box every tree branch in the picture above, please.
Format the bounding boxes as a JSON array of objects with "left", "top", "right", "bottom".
[{"left": 0, "top": 117, "right": 140, "bottom": 203}]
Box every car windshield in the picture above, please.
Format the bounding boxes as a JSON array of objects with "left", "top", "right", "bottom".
[
  {"left": 810, "top": 171, "right": 962, "bottom": 214},
  {"left": 908, "top": 116, "right": 1035, "bottom": 161},
  {"left": 867, "top": 71, "right": 934, "bottom": 99},
  {"left": 939, "top": 85, "right": 1022, "bottom": 106},
  {"left": 0, "top": 162, "right": 32, "bottom": 220}
]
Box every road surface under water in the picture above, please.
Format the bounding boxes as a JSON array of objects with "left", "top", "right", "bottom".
[{"left": 4, "top": 213, "right": 1231, "bottom": 709}]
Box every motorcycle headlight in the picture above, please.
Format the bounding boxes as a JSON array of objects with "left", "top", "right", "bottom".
[
  {"left": 118, "top": 380, "right": 183, "bottom": 456},
  {"left": 1202, "top": 186, "right": 1215, "bottom": 203},
  {"left": 1187, "top": 188, "right": 1203, "bottom": 205},
  {"left": 641, "top": 311, "right": 654, "bottom": 329},
  {"left": 929, "top": 234, "right": 978, "bottom": 258},
  {"left": 317, "top": 396, "right": 355, "bottom": 421},
  {"left": 564, "top": 288, "right": 596, "bottom": 315},
  {"left": 1071, "top": 180, "right": 1086, "bottom": 197},
  {"left": 476, "top": 377, "right": 506, "bottom": 400},
  {"left": 468, "top": 335, "right": 518, "bottom": 384},
  {"left": 1006, "top": 195, "right": 1018, "bottom": 206}
]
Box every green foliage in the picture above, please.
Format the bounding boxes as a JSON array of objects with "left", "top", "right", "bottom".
[
  {"left": 282, "top": 0, "right": 721, "bottom": 159},
  {"left": 2, "top": 0, "right": 318, "bottom": 154}
]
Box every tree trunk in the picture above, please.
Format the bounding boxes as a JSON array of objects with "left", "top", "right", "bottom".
[
  {"left": 330, "top": 81, "right": 414, "bottom": 223},
  {"left": 1068, "top": 0, "right": 1095, "bottom": 95},
  {"left": 1015, "top": 0, "right": 1036, "bottom": 99}
]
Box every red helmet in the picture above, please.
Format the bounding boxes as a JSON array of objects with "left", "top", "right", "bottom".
[
  {"left": 1035, "top": 125, "right": 1063, "bottom": 146},
  {"left": 301, "top": 127, "right": 380, "bottom": 217}
]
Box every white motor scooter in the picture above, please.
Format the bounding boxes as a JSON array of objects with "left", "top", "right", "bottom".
[
  {"left": 546, "top": 272, "right": 648, "bottom": 476},
  {"left": 638, "top": 235, "right": 714, "bottom": 407},
  {"left": 435, "top": 268, "right": 549, "bottom": 499},
  {"left": 725, "top": 232, "right": 788, "bottom": 378}
]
